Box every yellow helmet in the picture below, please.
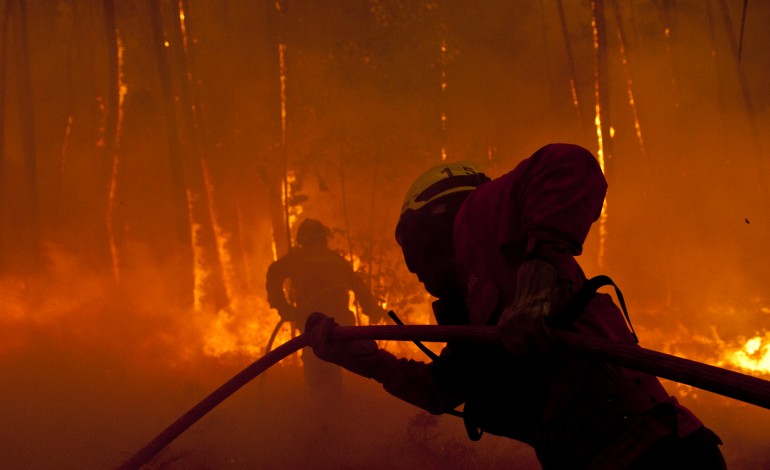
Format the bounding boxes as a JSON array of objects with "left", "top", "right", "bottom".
[{"left": 400, "top": 161, "right": 489, "bottom": 215}]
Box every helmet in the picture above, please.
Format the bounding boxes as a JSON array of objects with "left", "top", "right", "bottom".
[
  {"left": 396, "top": 161, "right": 489, "bottom": 250},
  {"left": 399, "top": 161, "right": 489, "bottom": 216},
  {"left": 296, "top": 218, "right": 330, "bottom": 247},
  {"left": 395, "top": 162, "right": 489, "bottom": 296}
]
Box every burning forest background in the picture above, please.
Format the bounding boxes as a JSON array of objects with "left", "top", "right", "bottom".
[{"left": 0, "top": 0, "right": 769, "bottom": 468}]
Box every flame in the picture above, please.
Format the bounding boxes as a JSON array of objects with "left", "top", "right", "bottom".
[
  {"left": 568, "top": 78, "right": 580, "bottom": 110},
  {"left": 638, "top": 303, "right": 770, "bottom": 379},
  {"left": 202, "top": 160, "right": 238, "bottom": 302},
  {"left": 722, "top": 333, "right": 770, "bottom": 375},
  {"left": 283, "top": 170, "right": 302, "bottom": 229},
  {"left": 440, "top": 38, "right": 448, "bottom": 161},
  {"left": 187, "top": 191, "right": 208, "bottom": 312},
  {"left": 178, "top": 1, "right": 188, "bottom": 51},
  {"left": 279, "top": 43, "right": 288, "bottom": 145},
  {"left": 199, "top": 296, "right": 296, "bottom": 362},
  {"left": 590, "top": 0, "right": 607, "bottom": 270}
]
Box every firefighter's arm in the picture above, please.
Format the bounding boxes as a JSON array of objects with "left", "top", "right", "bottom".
[
  {"left": 499, "top": 144, "right": 602, "bottom": 354},
  {"left": 305, "top": 312, "right": 464, "bottom": 414},
  {"left": 497, "top": 259, "right": 568, "bottom": 355},
  {"left": 265, "top": 258, "right": 300, "bottom": 322}
]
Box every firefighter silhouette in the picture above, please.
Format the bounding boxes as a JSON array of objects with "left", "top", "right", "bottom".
[{"left": 266, "top": 218, "right": 385, "bottom": 398}]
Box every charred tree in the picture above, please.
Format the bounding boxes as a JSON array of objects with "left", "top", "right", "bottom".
[
  {"left": 103, "top": 0, "right": 125, "bottom": 283},
  {"left": 149, "top": 0, "right": 195, "bottom": 307},
  {"left": 556, "top": 0, "right": 586, "bottom": 137},
  {"left": 611, "top": 0, "right": 647, "bottom": 167},
  {"left": 0, "top": 0, "right": 9, "bottom": 272},
  {"left": 211, "top": 1, "right": 272, "bottom": 293},
  {"left": 168, "top": 0, "right": 228, "bottom": 310},
  {"left": 591, "top": 0, "right": 612, "bottom": 269},
  {"left": 264, "top": 0, "right": 291, "bottom": 258},
  {"left": 11, "top": 0, "right": 40, "bottom": 274},
  {"left": 716, "top": 0, "right": 769, "bottom": 211},
  {"left": 592, "top": 0, "right": 613, "bottom": 176}
]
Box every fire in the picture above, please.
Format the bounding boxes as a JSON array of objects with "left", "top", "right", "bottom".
[
  {"left": 722, "top": 333, "right": 770, "bottom": 375},
  {"left": 439, "top": 38, "right": 448, "bottom": 161},
  {"left": 199, "top": 295, "right": 296, "bottom": 362},
  {"left": 590, "top": 0, "right": 607, "bottom": 271},
  {"left": 638, "top": 303, "right": 770, "bottom": 380}
]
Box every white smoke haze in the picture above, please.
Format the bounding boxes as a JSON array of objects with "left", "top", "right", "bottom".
[{"left": 0, "top": 1, "right": 769, "bottom": 468}]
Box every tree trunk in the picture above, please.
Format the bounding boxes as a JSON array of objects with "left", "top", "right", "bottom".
[
  {"left": 149, "top": 0, "right": 194, "bottom": 307},
  {"left": 556, "top": 0, "right": 586, "bottom": 136},
  {"left": 169, "top": 0, "right": 228, "bottom": 311},
  {"left": 103, "top": 0, "right": 124, "bottom": 283},
  {"left": 611, "top": 0, "right": 647, "bottom": 165},
  {"left": 591, "top": 0, "right": 612, "bottom": 270},
  {"left": 267, "top": 0, "right": 291, "bottom": 258},
  {"left": 716, "top": 0, "right": 768, "bottom": 209},
  {"left": 0, "top": 0, "right": 9, "bottom": 272},
  {"left": 14, "top": 0, "right": 40, "bottom": 274}
]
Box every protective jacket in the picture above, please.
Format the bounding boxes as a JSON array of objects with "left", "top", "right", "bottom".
[{"left": 338, "top": 144, "right": 705, "bottom": 468}]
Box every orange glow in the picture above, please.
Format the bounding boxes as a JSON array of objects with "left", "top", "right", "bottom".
[
  {"left": 725, "top": 333, "right": 770, "bottom": 375},
  {"left": 616, "top": 23, "right": 646, "bottom": 160},
  {"left": 283, "top": 170, "right": 301, "bottom": 229},
  {"left": 59, "top": 115, "right": 73, "bottom": 171},
  {"left": 178, "top": 1, "right": 188, "bottom": 52},
  {"left": 440, "top": 38, "right": 448, "bottom": 161},
  {"left": 202, "top": 160, "right": 238, "bottom": 303},
  {"left": 568, "top": 78, "right": 579, "bottom": 109},
  {"left": 199, "top": 296, "right": 293, "bottom": 360},
  {"left": 279, "top": 43, "right": 288, "bottom": 146},
  {"left": 591, "top": 3, "right": 607, "bottom": 270},
  {"left": 642, "top": 320, "right": 770, "bottom": 379},
  {"left": 107, "top": 34, "right": 127, "bottom": 283},
  {"left": 187, "top": 191, "right": 208, "bottom": 312},
  {"left": 2, "top": 3, "right": 770, "bottom": 468}
]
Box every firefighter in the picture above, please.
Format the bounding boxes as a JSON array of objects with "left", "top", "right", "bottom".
[
  {"left": 266, "top": 218, "right": 385, "bottom": 399},
  {"left": 303, "top": 144, "right": 726, "bottom": 469}
]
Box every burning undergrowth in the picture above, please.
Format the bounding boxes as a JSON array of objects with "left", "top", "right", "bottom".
[{"left": 0, "top": 238, "right": 769, "bottom": 469}]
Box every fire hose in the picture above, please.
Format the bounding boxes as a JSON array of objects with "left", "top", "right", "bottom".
[{"left": 117, "top": 325, "right": 770, "bottom": 470}]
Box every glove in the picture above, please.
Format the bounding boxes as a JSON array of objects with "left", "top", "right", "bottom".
[
  {"left": 498, "top": 259, "right": 567, "bottom": 356},
  {"left": 304, "top": 312, "right": 382, "bottom": 379}
]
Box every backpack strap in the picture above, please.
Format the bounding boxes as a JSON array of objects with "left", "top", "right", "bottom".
[{"left": 548, "top": 275, "right": 638, "bottom": 343}]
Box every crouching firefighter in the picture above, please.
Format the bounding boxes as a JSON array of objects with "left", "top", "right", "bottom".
[{"left": 304, "top": 143, "right": 727, "bottom": 469}]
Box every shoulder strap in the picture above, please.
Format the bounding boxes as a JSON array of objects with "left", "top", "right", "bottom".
[{"left": 548, "top": 275, "right": 638, "bottom": 343}]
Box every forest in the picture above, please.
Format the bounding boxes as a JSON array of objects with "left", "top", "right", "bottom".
[{"left": 0, "top": 1, "right": 769, "bottom": 468}]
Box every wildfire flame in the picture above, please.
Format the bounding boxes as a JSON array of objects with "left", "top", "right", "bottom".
[
  {"left": 638, "top": 302, "right": 770, "bottom": 379},
  {"left": 591, "top": 1, "right": 608, "bottom": 271},
  {"left": 722, "top": 333, "right": 770, "bottom": 375}
]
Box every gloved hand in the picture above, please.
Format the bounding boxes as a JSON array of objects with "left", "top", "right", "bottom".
[
  {"left": 304, "top": 312, "right": 382, "bottom": 379},
  {"left": 498, "top": 259, "right": 567, "bottom": 356}
]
